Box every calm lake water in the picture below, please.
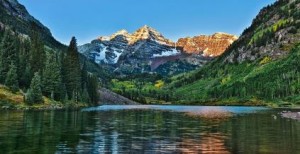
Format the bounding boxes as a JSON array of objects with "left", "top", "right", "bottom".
[{"left": 0, "top": 105, "right": 299, "bottom": 153}]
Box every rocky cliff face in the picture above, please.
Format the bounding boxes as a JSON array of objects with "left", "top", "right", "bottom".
[
  {"left": 177, "top": 32, "right": 238, "bottom": 57},
  {"left": 79, "top": 26, "right": 237, "bottom": 75},
  {"left": 222, "top": 0, "right": 300, "bottom": 63}
]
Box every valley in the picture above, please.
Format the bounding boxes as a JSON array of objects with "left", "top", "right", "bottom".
[
  {"left": 1, "top": 0, "right": 300, "bottom": 153},
  {"left": 0, "top": 0, "right": 299, "bottom": 108}
]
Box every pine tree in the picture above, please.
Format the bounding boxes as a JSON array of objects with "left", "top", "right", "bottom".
[
  {"left": 87, "top": 74, "right": 99, "bottom": 105},
  {"left": 63, "top": 37, "right": 82, "bottom": 102},
  {"left": 29, "top": 31, "right": 46, "bottom": 75},
  {"left": 26, "top": 72, "right": 43, "bottom": 104},
  {"left": 0, "top": 30, "right": 18, "bottom": 83},
  {"left": 42, "top": 51, "right": 63, "bottom": 100},
  {"left": 81, "top": 60, "right": 88, "bottom": 90},
  {"left": 18, "top": 39, "right": 31, "bottom": 88},
  {"left": 80, "top": 85, "right": 91, "bottom": 103},
  {"left": 5, "top": 63, "right": 19, "bottom": 93}
]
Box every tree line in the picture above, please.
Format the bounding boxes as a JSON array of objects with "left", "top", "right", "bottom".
[{"left": 0, "top": 28, "right": 99, "bottom": 105}]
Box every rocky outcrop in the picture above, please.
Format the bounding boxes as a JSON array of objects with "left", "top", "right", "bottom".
[
  {"left": 222, "top": 0, "right": 300, "bottom": 63},
  {"left": 98, "top": 88, "right": 139, "bottom": 105},
  {"left": 177, "top": 33, "right": 238, "bottom": 57}
]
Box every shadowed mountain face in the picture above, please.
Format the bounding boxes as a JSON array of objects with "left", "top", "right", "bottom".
[
  {"left": 79, "top": 26, "right": 237, "bottom": 76},
  {"left": 0, "top": 0, "right": 64, "bottom": 49}
]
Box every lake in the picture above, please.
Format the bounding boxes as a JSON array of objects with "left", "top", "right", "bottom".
[{"left": 0, "top": 105, "right": 299, "bottom": 153}]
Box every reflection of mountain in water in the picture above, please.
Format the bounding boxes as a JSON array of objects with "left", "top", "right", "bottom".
[
  {"left": 179, "top": 133, "right": 230, "bottom": 153},
  {"left": 0, "top": 107, "right": 299, "bottom": 153}
]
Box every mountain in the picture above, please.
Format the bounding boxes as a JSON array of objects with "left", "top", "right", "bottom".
[
  {"left": 177, "top": 32, "right": 238, "bottom": 57},
  {"left": 166, "top": 0, "right": 300, "bottom": 106},
  {"left": 0, "top": 0, "right": 64, "bottom": 49},
  {"left": 79, "top": 26, "right": 236, "bottom": 76}
]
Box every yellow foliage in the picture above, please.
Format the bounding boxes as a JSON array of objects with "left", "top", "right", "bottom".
[
  {"left": 155, "top": 80, "right": 164, "bottom": 89},
  {"left": 259, "top": 56, "right": 272, "bottom": 65},
  {"left": 0, "top": 85, "right": 23, "bottom": 104},
  {"left": 221, "top": 76, "right": 231, "bottom": 85}
]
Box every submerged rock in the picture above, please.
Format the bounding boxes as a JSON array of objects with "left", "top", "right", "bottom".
[{"left": 280, "top": 111, "right": 300, "bottom": 121}]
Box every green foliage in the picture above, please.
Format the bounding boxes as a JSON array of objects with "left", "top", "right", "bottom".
[
  {"left": 5, "top": 63, "right": 19, "bottom": 93},
  {"left": 29, "top": 31, "right": 46, "bottom": 75},
  {"left": 86, "top": 74, "right": 99, "bottom": 105},
  {"left": 42, "top": 51, "right": 63, "bottom": 100},
  {"left": 18, "top": 39, "right": 31, "bottom": 88},
  {"left": 167, "top": 44, "right": 300, "bottom": 104},
  {"left": 110, "top": 74, "right": 174, "bottom": 104},
  {"left": 63, "top": 37, "right": 82, "bottom": 102},
  {"left": 221, "top": 75, "right": 231, "bottom": 85},
  {"left": 249, "top": 19, "right": 291, "bottom": 46},
  {"left": 0, "top": 4, "right": 103, "bottom": 107},
  {"left": 26, "top": 72, "right": 43, "bottom": 104},
  {"left": 0, "top": 30, "right": 19, "bottom": 83}
]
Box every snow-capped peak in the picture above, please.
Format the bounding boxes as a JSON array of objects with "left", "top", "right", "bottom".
[
  {"left": 129, "top": 25, "right": 174, "bottom": 45},
  {"left": 97, "top": 25, "right": 175, "bottom": 46},
  {"left": 111, "top": 29, "right": 130, "bottom": 38}
]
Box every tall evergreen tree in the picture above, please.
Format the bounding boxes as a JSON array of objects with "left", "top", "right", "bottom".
[
  {"left": 5, "top": 63, "right": 19, "bottom": 93},
  {"left": 0, "top": 30, "right": 18, "bottom": 83},
  {"left": 18, "top": 39, "right": 31, "bottom": 88},
  {"left": 63, "top": 37, "right": 81, "bottom": 102},
  {"left": 81, "top": 60, "right": 88, "bottom": 90},
  {"left": 26, "top": 72, "right": 43, "bottom": 104},
  {"left": 42, "top": 51, "right": 63, "bottom": 100},
  {"left": 29, "top": 31, "right": 46, "bottom": 75}
]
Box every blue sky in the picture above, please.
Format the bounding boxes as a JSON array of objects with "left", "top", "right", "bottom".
[{"left": 19, "top": 0, "right": 275, "bottom": 45}]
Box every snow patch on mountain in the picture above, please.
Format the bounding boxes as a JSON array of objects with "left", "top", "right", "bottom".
[{"left": 153, "top": 49, "right": 180, "bottom": 58}]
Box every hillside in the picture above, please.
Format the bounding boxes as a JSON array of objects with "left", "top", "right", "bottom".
[
  {"left": 164, "top": 0, "right": 300, "bottom": 106},
  {"left": 0, "top": 0, "right": 107, "bottom": 107},
  {"left": 0, "top": 0, "right": 64, "bottom": 49}
]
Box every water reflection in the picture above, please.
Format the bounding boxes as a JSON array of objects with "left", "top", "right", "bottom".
[
  {"left": 178, "top": 133, "right": 230, "bottom": 153},
  {"left": 0, "top": 106, "right": 299, "bottom": 153}
]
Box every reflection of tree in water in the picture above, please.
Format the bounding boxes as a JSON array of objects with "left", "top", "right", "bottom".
[
  {"left": 1, "top": 109, "right": 300, "bottom": 153},
  {"left": 0, "top": 110, "right": 89, "bottom": 153}
]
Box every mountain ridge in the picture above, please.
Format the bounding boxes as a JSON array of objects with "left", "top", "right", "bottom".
[
  {"left": 79, "top": 25, "right": 237, "bottom": 76},
  {"left": 0, "top": 0, "right": 64, "bottom": 49}
]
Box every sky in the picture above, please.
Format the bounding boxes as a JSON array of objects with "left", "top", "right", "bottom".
[{"left": 19, "top": 0, "right": 275, "bottom": 45}]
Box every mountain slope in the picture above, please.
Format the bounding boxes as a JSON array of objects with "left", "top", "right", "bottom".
[
  {"left": 79, "top": 25, "right": 180, "bottom": 75},
  {"left": 0, "top": 0, "right": 112, "bottom": 82},
  {"left": 0, "top": 0, "right": 117, "bottom": 107},
  {"left": 178, "top": 32, "right": 238, "bottom": 57},
  {"left": 0, "top": 0, "right": 64, "bottom": 49},
  {"left": 166, "top": 0, "right": 300, "bottom": 106}
]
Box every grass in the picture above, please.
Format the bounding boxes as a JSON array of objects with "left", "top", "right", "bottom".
[
  {"left": 0, "top": 85, "right": 23, "bottom": 105},
  {"left": 0, "top": 85, "right": 87, "bottom": 110}
]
